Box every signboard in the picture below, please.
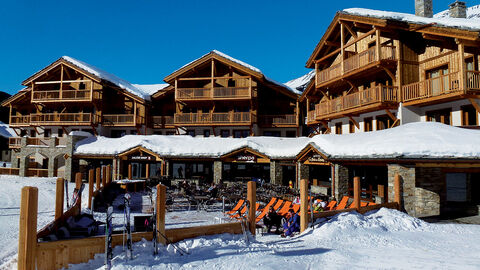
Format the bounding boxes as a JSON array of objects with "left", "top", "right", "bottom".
[
  {"left": 130, "top": 155, "right": 155, "bottom": 161},
  {"left": 308, "top": 154, "right": 326, "bottom": 163},
  {"left": 236, "top": 154, "right": 256, "bottom": 163}
]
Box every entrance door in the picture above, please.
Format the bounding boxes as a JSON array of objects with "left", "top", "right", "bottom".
[
  {"left": 131, "top": 163, "right": 144, "bottom": 179},
  {"left": 446, "top": 173, "right": 467, "bottom": 202}
]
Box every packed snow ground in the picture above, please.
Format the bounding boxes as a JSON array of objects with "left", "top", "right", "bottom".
[{"left": 1, "top": 177, "right": 480, "bottom": 269}]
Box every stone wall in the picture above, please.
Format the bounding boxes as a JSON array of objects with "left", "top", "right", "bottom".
[
  {"left": 415, "top": 167, "right": 444, "bottom": 217},
  {"left": 298, "top": 162, "right": 309, "bottom": 186},
  {"left": 270, "top": 161, "right": 283, "bottom": 185},
  {"left": 213, "top": 161, "right": 222, "bottom": 184},
  {"left": 387, "top": 164, "right": 416, "bottom": 216},
  {"left": 334, "top": 164, "right": 348, "bottom": 200}
]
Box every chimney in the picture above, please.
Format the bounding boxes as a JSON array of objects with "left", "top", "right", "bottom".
[
  {"left": 415, "top": 0, "right": 433, "bottom": 18},
  {"left": 449, "top": 1, "right": 467, "bottom": 18}
]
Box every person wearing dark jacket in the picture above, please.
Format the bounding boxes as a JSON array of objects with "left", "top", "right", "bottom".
[
  {"left": 263, "top": 206, "right": 281, "bottom": 233},
  {"left": 281, "top": 209, "right": 300, "bottom": 237}
]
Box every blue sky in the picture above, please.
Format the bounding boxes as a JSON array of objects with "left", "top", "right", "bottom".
[{"left": 0, "top": 0, "right": 461, "bottom": 94}]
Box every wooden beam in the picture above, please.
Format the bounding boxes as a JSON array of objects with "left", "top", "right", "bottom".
[
  {"left": 348, "top": 115, "right": 359, "bottom": 129},
  {"left": 59, "top": 64, "right": 64, "bottom": 99},
  {"left": 340, "top": 22, "right": 345, "bottom": 73},
  {"left": 95, "top": 167, "right": 101, "bottom": 190},
  {"left": 375, "top": 28, "right": 381, "bottom": 60},
  {"left": 382, "top": 67, "right": 396, "bottom": 83},
  {"left": 353, "top": 176, "right": 361, "bottom": 209},
  {"left": 156, "top": 184, "right": 166, "bottom": 245},
  {"left": 458, "top": 43, "right": 467, "bottom": 93},
  {"left": 88, "top": 169, "right": 94, "bottom": 209},
  {"left": 247, "top": 181, "right": 256, "bottom": 235},
  {"left": 384, "top": 109, "right": 397, "bottom": 122},
  {"left": 177, "top": 76, "right": 250, "bottom": 81},
  {"left": 341, "top": 21, "right": 357, "bottom": 39},
  {"left": 300, "top": 179, "right": 308, "bottom": 233},
  {"left": 325, "top": 41, "right": 341, "bottom": 47},
  {"left": 468, "top": 98, "right": 480, "bottom": 114},
  {"left": 18, "top": 186, "right": 38, "bottom": 270},
  {"left": 55, "top": 178, "right": 64, "bottom": 219},
  {"left": 34, "top": 79, "right": 92, "bottom": 85}
]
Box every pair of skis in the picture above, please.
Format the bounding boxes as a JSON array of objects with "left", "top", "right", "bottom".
[{"left": 104, "top": 193, "right": 134, "bottom": 269}]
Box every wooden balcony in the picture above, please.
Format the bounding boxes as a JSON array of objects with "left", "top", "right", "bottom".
[
  {"left": 10, "top": 115, "right": 30, "bottom": 127},
  {"left": 152, "top": 116, "right": 174, "bottom": 128},
  {"left": 402, "top": 71, "right": 480, "bottom": 106},
  {"left": 29, "top": 112, "right": 98, "bottom": 126},
  {"left": 176, "top": 87, "right": 251, "bottom": 101},
  {"left": 259, "top": 114, "right": 297, "bottom": 127},
  {"left": 316, "top": 45, "right": 396, "bottom": 87},
  {"left": 307, "top": 110, "right": 316, "bottom": 125},
  {"left": 8, "top": 137, "right": 21, "bottom": 149},
  {"left": 315, "top": 85, "right": 398, "bottom": 120},
  {"left": 0, "top": 168, "right": 19, "bottom": 176},
  {"left": 102, "top": 114, "right": 144, "bottom": 127},
  {"left": 26, "top": 168, "right": 49, "bottom": 177},
  {"left": 174, "top": 112, "right": 252, "bottom": 126},
  {"left": 31, "top": 89, "right": 94, "bottom": 103}
]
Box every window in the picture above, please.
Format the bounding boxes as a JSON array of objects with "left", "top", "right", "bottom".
[
  {"left": 30, "top": 130, "right": 36, "bottom": 137},
  {"left": 186, "top": 130, "right": 195, "bottom": 137},
  {"left": 364, "top": 117, "right": 373, "bottom": 132},
  {"left": 349, "top": 121, "right": 355, "bottom": 133},
  {"left": 233, "top": 130, "right": 249, "bottom": 138},
  {"left": 228, "top": 79, "right": 236, "bottom": 87},
  {"left": 426, "top": 65, "right": 449, "bottom": 96},
  {"left": 461, "top": 105, "right": 478, "bottom": 126},
  {"left": 335, "top": 123, "right": 342, "bottom": 134},
  {"left": 263, "top": 131, "right": 281, "bottom": 137},
  {"left": 58, "top": 129, "right": 64, "bottom": 137},
  {"left": 44, "top": 129, "right": 51, "bottom": 137},
  {"left": 286, "top": 131, "right": 296, "bottom": 137},
  {"left": 20, "top": 130, "right": 27, "bottom": 137},
  {"left": 426, "top": 108, "right": 451, "bottom": 125},
  {"left": 376, "top": 115, "right": 393, "bottom": 130},
  {"left": 203, "top": 129, "right": 210, "bottom": 137},
  {"left": 446, "top": 173, "right": 467, "bottom": 202},
  {"left": 220, "top": 130, "right": 230, "bottom": 137},
  {"left": 79, "top": 82, "right": 86, "bottom": 90}
]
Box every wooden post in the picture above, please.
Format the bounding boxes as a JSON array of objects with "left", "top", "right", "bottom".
[
  {"left": 378, "top": 184, "right": 385, "bottom": 198},
  {"left": 88, "top": 169, "right": 94, "bottom": 209},
  {"left": 55, "top": 178, "right": 64, "bottom": 219},
  {"left": 145, "top": 163, "right": 150, "bottom": 179},
  {"left": 18, "top": 186, "right": 38, "bottom": 270},
  {"left": 128, "top": 164, "right": 132, "bottom": 180},
  {"left": 300, "top": 179, "right": 308, "bottom": 233},
  {"left": 75, "top": 172, "right": 82, "bottom": 214},
  {"left": 353, "top": 176, "right": 361, "bottom": 209},
  {"left": 106, "top": 164, "right": 111, "bottom": 184},
  {"left": 394, "top": 173, "right": 402, "bottom": 209},
  {"left": 102, "top": 166, "right": 107, "bottom": 187},
  {"left": 247, "top": 181, "right": 256, "bottom": 235},
  {"left": 313, "top": 179, "right": 318, "bottom": 186},
  {"left": 156, "top": 184, "right": 166, "bottom": 245},
  {"left": 95, "top": 167, "right": 101, "bottom": 190}
]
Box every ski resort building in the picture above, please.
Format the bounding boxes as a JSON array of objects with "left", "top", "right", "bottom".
[{"left": 301, "top": 0, "right": 480, "bottom": 135}]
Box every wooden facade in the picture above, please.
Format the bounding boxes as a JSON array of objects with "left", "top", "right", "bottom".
[
  {"left": 153, "top": 51, "right": 300, "bottom": 137},
  {"left": 302, "top": 11, "right": 480, "bottom": 134}
]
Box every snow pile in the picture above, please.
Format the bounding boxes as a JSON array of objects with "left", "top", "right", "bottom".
[
  {"left": 310, "top": 122, "right": 480, "bottom": 159},
  {"left": 343, "top": 8, "right": 480, "bottom": 31},
  {"left": 69, "top": 130, "right": 94, "bottom": 137},
  {"left": 435, "top": 4, "right": 480, "bottom": 19},
  {"left": 132, "top": 83, "right": 170, "bottom": 96},
  {"left": 0, "top": 121, "right": 15, "bottom": 138},
  {"left": 62, "top": 56, "right": 153, "bottom": 100},
  {"left": 284, "top": 70, "right": 315, "bottom": 94}
]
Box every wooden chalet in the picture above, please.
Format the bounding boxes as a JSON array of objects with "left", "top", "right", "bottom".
[
  {"left": 302, "top": 6, "right": 480, "bottom": 135},
  {"left": 153, "top": 50, "right": 301, "bottom": 137}
]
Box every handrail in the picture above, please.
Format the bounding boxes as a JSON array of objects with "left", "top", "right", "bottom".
[
  {"left": 29, "top": 112, "right": 97, "bottom": 124},
  {"left": 152, "top": 116, "right": 174, "bottom": 127},
  {"left": 402, "top": 72, "right": 461, "bottom": 102},
  {"left": 315, "top": 85, "right": 397, "bottom": 118},
  {"left": 174, "top": 112, "right": 251, "bottom": 124},
  {"left": 176, "top": 87, "right": 251, "bottom": 100},
  {"left": 8, "top": 137, "right": 22, "bottom": 148},
  {"left": 32, "top": 89, "right": 92, "bottom": 101},
  {"left": 259, "top": 114, "right": 297, "bottom": 126}
]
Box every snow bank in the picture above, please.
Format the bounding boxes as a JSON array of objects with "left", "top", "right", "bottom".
[
  {"left": 343, "top": 8, "right": 480, "bottom": 31},
  {"left": 62, "top": 56, "right": 153, "bottom": 100},
  {"left": 132, "top": 83, "right": 169, "bottom": 96},
  {"left": 0, "top": 121, "right": 15, "bottom": 138}
]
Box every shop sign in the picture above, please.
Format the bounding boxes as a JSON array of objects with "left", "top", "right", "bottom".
[
  {"left": 236, "top": 154, "right": 256, "bottom": 163},
  {"left": 308, "top": 154, "right": 326, "bottom": 163},
  {"left": 130, "top": 155, "right": 154, "bottom": 161}
]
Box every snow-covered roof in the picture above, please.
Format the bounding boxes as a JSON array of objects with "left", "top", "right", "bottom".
[
  {"left": 342, "top": 8, "right": 480, "bottom": 31},
  {"left": 75, "top": 122, "right": 480, "bottom": 161},
  {"left": 284, "top": 70, "right": 315, "bottom": 94},
  {"left": 61, "top": 56, "right": 153, "bottom": 101},
  {"left": 435, "top": 4, "right": 480, "bottom": 19},
  {"left": 309, "top": 122, "right": 480, "bottom": 160},
  {"left": 0, "top": 122, "right": 15, "bottom": 138},
  {"left": 132, "top": 83, "right": 170, "bottom": 96},
  {"left": 75, "top": 135, "right": 310, "bottom": 159}
]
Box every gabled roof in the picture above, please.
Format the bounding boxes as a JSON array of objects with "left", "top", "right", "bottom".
[
  {"left": 1, "top": 88, "right": 29, "bottom": 107},
  {"left": 164, "top": 50, "right": 300, "bottom": 98},
  {"left": 306, "top": 8, "right": 480, "bottom": 68},
  {"left": 22, "top": 56, "right": 153, "bottom": 102}
]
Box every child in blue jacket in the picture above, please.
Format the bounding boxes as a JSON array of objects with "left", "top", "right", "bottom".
[{"left": 281, "top": 209, "right": 300, "bottom": 237}]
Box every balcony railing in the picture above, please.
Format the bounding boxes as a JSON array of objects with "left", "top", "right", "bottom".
[
  {"left": 0, "top": 168, "right": 19, "bottom": 176},
  {"left": 174, "top": 112, "right": 251, "bottom": 125},
  {"left": 10, "top": 115, "right": 30, "bottom": 127},
  {"left": 8, "top": 137, "right": 21, "bottom": 148},
  {"left": 32, "top": 90, "right": 92, "bottom": 102},
  {"left": 316, "top": 45, "right": 396, "bottom": 86},
  {"left": 29, "top": 112, "right": 98, "bottom": 125},
  {"left": 259, "top": 114, "right": 297, "bottom": 127},
  {"left": 26, "top": 138, "right": 49, "bottom": 147},
  {"left": 307, "top": 110, "right": 316, "bottom": 124},
  {"left": 402, "top": 72, "right": 461, "bottom": 102},
  {"left": 176, "top": 87, "right": 251, "bottom": 100},
  {"left": 315, "top": 85, "right": 398, "bottom": 119},
  {"left": 26, "top": 168, "right": 49, "bottom": 177},
  {"left": 466, "top": 71, "right": 480, "bottom": 91},
  {"left": 152, "top": 116, "right": 174, "bottom": 128}
]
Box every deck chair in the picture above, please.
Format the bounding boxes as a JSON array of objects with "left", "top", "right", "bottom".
[
  {"left": 291, "top": 204, "right": 300, "bottom": 213},
  {"left": 232, "top": 203, "right": 260, "bottom": 220},
  {"left": 348, "top": 201, "right": 368, "bottom": 209},
  {"left": 334, "top": 196, "right": 350, "bottom": 210},
  {"left": 367, "top": 202, "right": 376, "bottom": 206},
  {"left": 272, "top": 199, "right": 284, "bottom": 211},
  {"left": 225, "top": 199, "right": 245, "bottom": 215},
  {"left": 325, "top": 200, "right": 337, "bottom": 211},
  {"left": 277, "top": 201, "right": 292, "bottom": 216},
  {"left": 258, "top": 197, "right": 277, "bottom": 213}
]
